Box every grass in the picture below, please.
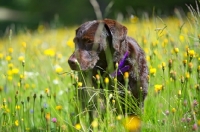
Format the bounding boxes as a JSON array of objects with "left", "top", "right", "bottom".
[{"left": 0, "top": 10, "right": 200, "bottom": 132}]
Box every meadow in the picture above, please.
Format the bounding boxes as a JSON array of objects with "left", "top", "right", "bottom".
[{"left": 0, "top": 9, "right": 200, "bottom": 132}]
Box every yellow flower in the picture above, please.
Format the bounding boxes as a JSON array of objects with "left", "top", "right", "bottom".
[
  {"left": 116, "top": 115, "right": 123, "bottom": 120},
  {"left": 188, "top": 50, "right": 195, "bottom": 58},
  {"left": 21, "top": 42, "right": 26, "bottom": 48},
  {"left": 45, "top": 113, "right": 50, "bottom": 120},
  {"left": 12, "top": 68, "right": 19, "bottom": 74},
  {"left": 67, "top": 39, "right": 74, "bottom": 49},
  {"left": 56, "top": 53, "right": 62, "bottom": 59},
  {"left": 6, "top": 56, "right": 11, "bottom": 61},
  {"left": 55, "top": 66, "right": 63, "bottom": 73},
  {"left": 91, "top": 120, "right": 98, "bottom": 128},
  {"left": 104, "top": 77, "right": 109, "bottom": 84},
  {"left": 15, "top": 120, "right": 19, "bottom": 126},
  {"left": 198, "top": 120, "right": 200, "bottom": 126},
  {"left": 95, "top": 74, "right": 100, "bottom": 80},
  {"left": 18, "top": 56, "right": 25, "bottom": 62},
  {"left": 15, "top": 105, "right": 20, "bottom": 110},
  {"left": 77, "top": 82, "right": 83, "bottom": 87},
  {"left": 8, "top": 48, "right": 13, "bottom": 53},
  {"left": 185, "top": 72, "right": 190, "bottom": 79},
  {"left": 154, "top": 85, "right": 163, "bottom": 93},
  {"left": 178, "top": 90, "right": 181, "bottom": 96},
  {"left": 8, "top": 63, "right": 14, "bottom": 68},
  {"left": 0, "top": 53, "right": 4, "bottom": 59},
  {"left": 179, "top": 35, "right": 185, "bottom": 42},
  {"left": 44, "top": 49, "right": 55, "bottom": 57},
  {"left": 7, "top": 76, "right": 12, "bottom": 81},
  {"left": 174, "top": 48, "right": 179, "bottom": 53},
  {"left": 45, "top": 88, "right": 49, "bottom": 94},
  {"left": 124, "top": 116, "right": 141, "bottom": 131},
  {"left": 150, "top": 68, "right": 156, "bottom": 76},
  {"left": 172, "top": 108, "right": 176, "bottom": 113},
  {"left": 56, "top": 105, "right": 62, "bottom": 111},
  {"left": 124, "top": 72, "right": 129, "bottom": 79},
  {"left": 75, "top": 123, "right": 81, "bottom": 130}
]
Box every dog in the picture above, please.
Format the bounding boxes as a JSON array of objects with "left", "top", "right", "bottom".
[{"left": 68, "top": 19, "right": 148, "bottom": 117}]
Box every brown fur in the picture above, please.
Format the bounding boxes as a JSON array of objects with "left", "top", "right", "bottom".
[{"left": 68, "top": 19, "right": 148, "bottom": 115}]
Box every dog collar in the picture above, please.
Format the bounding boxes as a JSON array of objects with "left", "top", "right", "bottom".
[{"left": 111, "top": 51, "right": 130, "bottom": 77}]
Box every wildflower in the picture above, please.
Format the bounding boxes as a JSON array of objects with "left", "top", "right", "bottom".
[
  {"left": 104, "top": 77, "right": 109, "bottom": 84},
  {"left": 7, "top": 76, "right": 12, "bottom": 81},
  {"left": 30, "top": 109, "right": 34, "bottom": 113},
  {"left": 179, "top": 35, "right": 185, "bottom": 42},
  {"left": 45, "top": 88, "right": 49, "bottom": 94},
  {"left": 197, "top": 65, "right": 200, "bottom": 73},
  {"left": 124, "top": 116, "right": 141, "bottom": 132},
  {"left": 154, "top": 85, "right": 163, "bottom": 93},
  {"left": 8, "top": 48, "right": 13, "bottom": 53},
  {"left": 75, "top": 123, "right": 81, "bottom": 130},
  {"left": 15, "top": 105, "right": 20, "bottom": 110},
  {"left": 21, "top": 42, "right": 26, "bottom": 48},
  {"left": 178, "top": 90, "right": 181, "bottom": 96},
  {"left": 8, "top": 63, "right": 14, "bottom": 68},
  {"left": 150, "top": 68, "right": 156, "bottom": 76},
  {"left": 77, "top": 82, "right": 82, "bottom": 87},
  {"left": 183, "top": 60, "right": 187, "bottom": 67},
  {"left": 45, "top": 113, "right": 50, "bottom": 120},
  {"left": 44, "top": 49, "right": 55, "bottom": 57},
  {"left": 172, "top": 108, "right": 176, "bottom": 113},
  {"left": 0, "top": 53, "right": 4, "bottom": 59},
  {"left": 185, "top": 72, "right": 190, "bottom": 80},
  {"left": 55, "top": 66, "right": 63, "bottom": 73},
  {"left": 12, "top": 68, "right": 19, "bottom": 74},
  {"left": 124, "top": 72, "right": 129, "bottom": 79},
  {"left": 170, "top": 71, "right": 176, "bottom": 80},
  {"left": 6, "top": 56, "right": 11, "bottom": 61},
  {"left": 193, "top": 100, "right": 198, "bottom": 106},
  {"left": 18, "top": 56, "right": 25, "bottom": 62},
  {"left": 95, "top": 74, "right": 100, "bottom": 80},
  {"left": 168, "top": 59, "right": 173, "bottom": 70},
  {"left": 91, "top": 119, "right": 98, "bottom": 128},
  {"left": 195, "top": 84, "right": 199, "bottom": 91},
  {"left": 188, "top": 50, "right": 195, "bottom": 59},
  {"left": 52, "top": 118, "right": 57, "bottom": 123},
  {"left": 116, "top": 115, "right": 123, "bottom": 120},
  {"left": 56, "top": 53, "right": 62, "bottom": 60},
  {"left": 67, "top": 39, "right": 74, "bottom": 49},
  {"left": 174, "top": 48, "right": 179, "bottom": 54},
  {"left": 161, "top": 62, "right": 166, "bottom": 71},
  {"left": 192, "top": 124, "right": 198, "bottom": 131},
  {"left": 130, "top": 15, "right": 139, "bottom": 23},
  {"left": 15, "top": 120, "right": 19, "bottom": 126},
  {"left": 56, "top": 105, "right": 62, "bottom": 111},
  {"left": 165, "top": 110, "right": 169, "bottom": 116},
  {"left": 188, "top": 62, "right": 193, "bottom": 73},
  {"left": 198, "top": 120, "right": 200, "bottom": 126},
  {"left": 183, "top": 100, "right": 187, "bottom": 106}
]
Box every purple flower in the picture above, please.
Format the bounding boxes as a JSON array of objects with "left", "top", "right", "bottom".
[
  {"left": 52, "top": 118, "right": 57, "bottom": 123},
  {"left": 30, "top": 109, "right": 34, "bottom": 113},
  {"left": 118, "top": 51, "right": 129, "bottom": 69},
  {"left": 111, "top": 51, "right": 130, "bottom": 77}
]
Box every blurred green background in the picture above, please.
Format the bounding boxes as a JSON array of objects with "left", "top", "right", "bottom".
[{"left": 0, "top": 0, "right": 196, "bottom": 35}]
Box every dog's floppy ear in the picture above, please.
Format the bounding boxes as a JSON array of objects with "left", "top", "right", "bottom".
[
  {"left": 75, "top": 20, "right": 97, "bottom": 37},
  {"left": 104, "top": 19, "right": 127, "bottom": 51}
]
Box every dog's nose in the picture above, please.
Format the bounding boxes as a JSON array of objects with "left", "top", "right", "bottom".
[{"left": 68, "top": 56, "right": 79, "bottom": 70}]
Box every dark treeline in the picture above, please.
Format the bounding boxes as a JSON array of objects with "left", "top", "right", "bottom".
[{"left": 0, "top": 0, "right": 197, "bottom": 34}]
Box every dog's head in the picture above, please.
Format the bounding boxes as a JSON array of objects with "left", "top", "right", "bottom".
[{"left": 68, "top": 19, "right": 127, "bottom": 71}]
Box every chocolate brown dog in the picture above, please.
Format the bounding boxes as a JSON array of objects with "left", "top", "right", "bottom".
[{"left": 68, "top": 19, "right": 148, "bottom": 116}]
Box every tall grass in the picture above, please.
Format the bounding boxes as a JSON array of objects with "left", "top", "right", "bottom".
[{"left": 0, "top": 6, "right": 200, "bottom": 132}]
